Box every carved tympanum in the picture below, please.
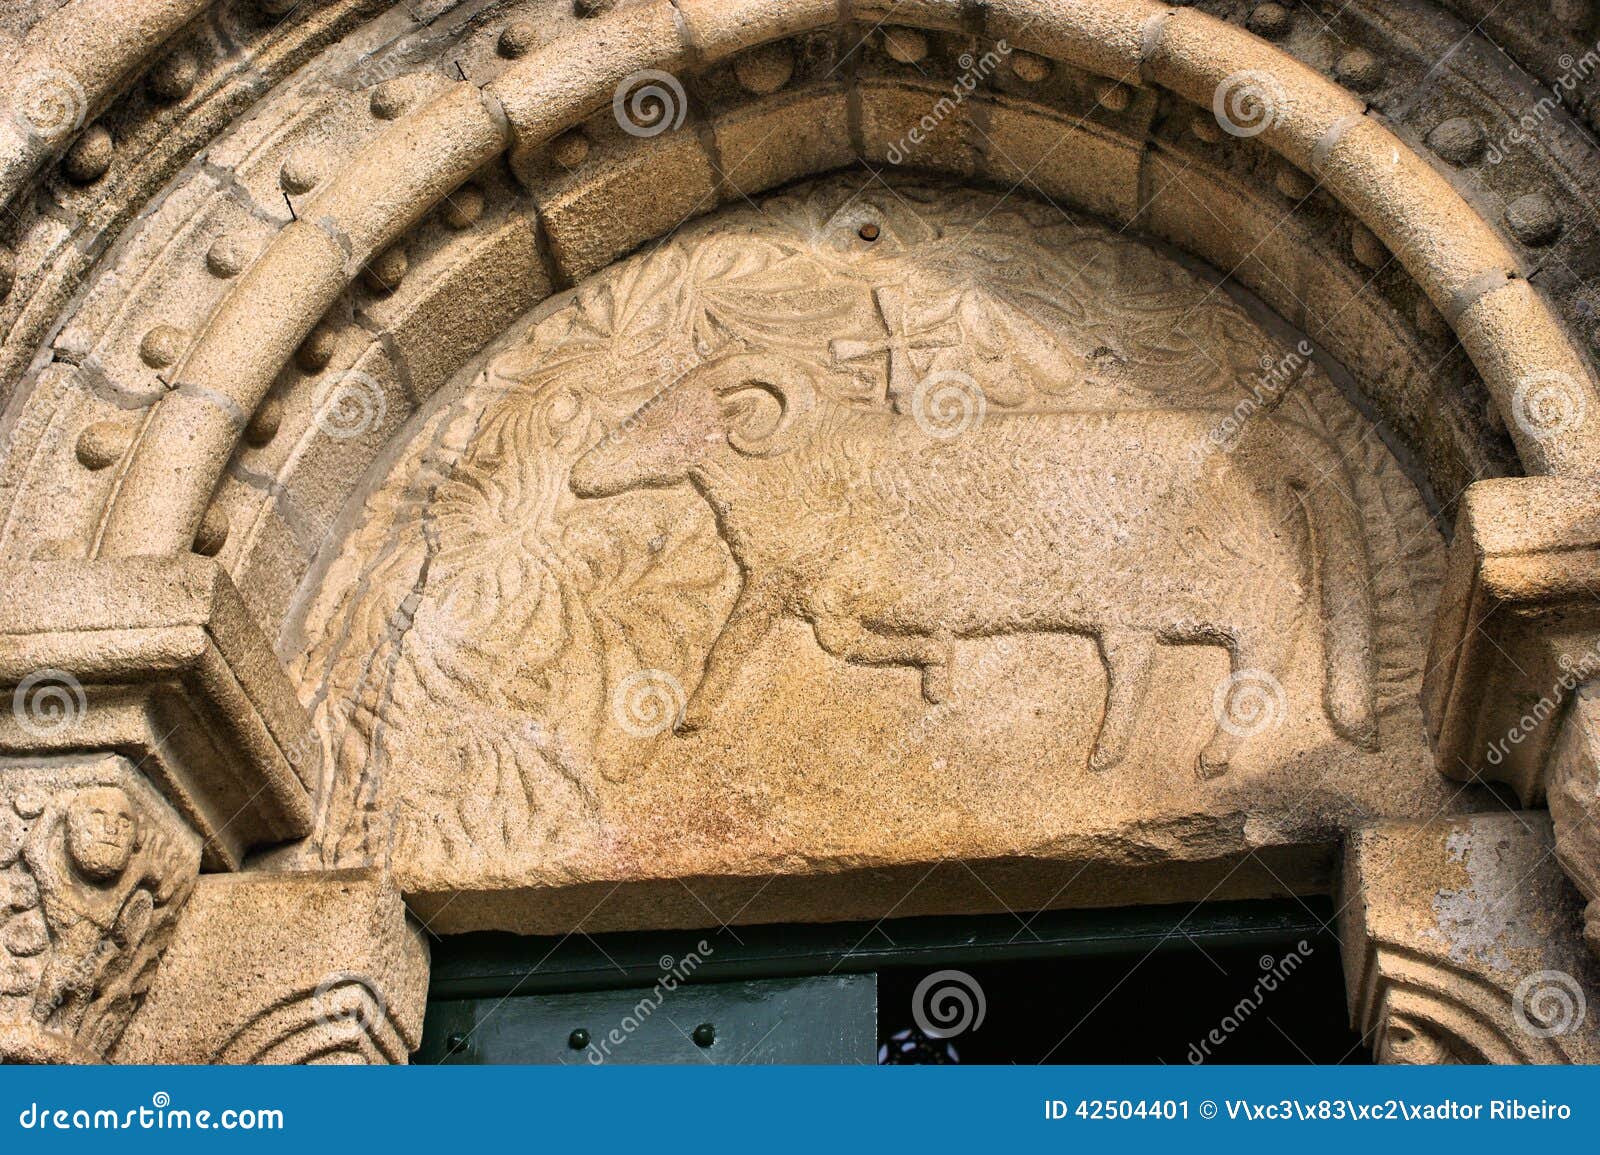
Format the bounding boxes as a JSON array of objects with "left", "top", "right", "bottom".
[
  {"left": 294, "top": 177, "right": 1447, "bottom": 931},
  {"left": 0, "top": 758, "right": 200, "bottom": 1062}
]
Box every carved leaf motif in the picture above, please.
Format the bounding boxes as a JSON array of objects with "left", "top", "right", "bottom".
[
  {"left": 684, "top": 237, "right": 859, "bottom": 354},
  {"left": 750, "top": 182, "right": 1270, "bottom": 407}
]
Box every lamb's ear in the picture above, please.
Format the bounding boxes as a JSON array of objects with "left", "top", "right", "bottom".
[{"left": 706, "top": 355, "right": 817, "bottom": 457}]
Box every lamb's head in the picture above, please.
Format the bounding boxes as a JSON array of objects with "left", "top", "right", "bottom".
[{"left": 569, "top": 353, "right": 817, "bottom": 498}]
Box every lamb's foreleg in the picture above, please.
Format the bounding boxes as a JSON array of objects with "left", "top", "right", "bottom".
[
  {"left": 1089, "top": 628, "right": 1157, "bottom": 772},
  {"left": 810, "top": 614, "right": 956, "bottom": 704},
  {"left": 678, "top": 581, "right": 781, "bottom": 733}
]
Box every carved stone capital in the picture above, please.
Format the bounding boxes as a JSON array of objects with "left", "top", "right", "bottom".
[
  {"left": 1341, "top": 813, "right": 1600, "bottom": 1064},
  {"left": 1423, "top": 476, "right": 1600, "bottom": 803},
  {"left": 0, "top": 755, "right": 201, "bottom": 1063},
  {"left": 112, "top": 869, "right": 428, "bottom": 1064},
  {"left": 0, "top": 556, "right": 316, "bottom": 869},
  {"left": 1548, "top": 685, "right": 1600, "bottom": 959}
]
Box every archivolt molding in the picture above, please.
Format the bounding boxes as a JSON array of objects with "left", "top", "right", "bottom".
[
  {"left": 0, "top": 0, "right": 215, "bottom": 212},
  {"left": 23, "top": 0, "right": 1589, "bottom": 566},
  {"left": 5, "top": 5, "right": 1599, "bottom": 856},
  {"left": 1436, "top": 0, "right": 1600, "bottom": 138},
  {"left": 0, "top": 0, "right": 392, "bottom": 393},
  {"left": 0, "top": 3, "right": 1596, "bottom": 789}
]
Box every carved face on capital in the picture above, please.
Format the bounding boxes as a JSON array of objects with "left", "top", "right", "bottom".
[{"left": 65, "top": 787, "right": 138, "bottom": 882}]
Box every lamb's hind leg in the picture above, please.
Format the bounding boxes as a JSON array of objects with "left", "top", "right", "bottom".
[
  {"left": 1089, "top": 628, "right": 1157, "bottom": 773},
  {"left": 810, "top": 614, "right": 956, "bottom": 704},
  {"left": 1197, "top": 625, "right": 1292, "bottom": 779}
]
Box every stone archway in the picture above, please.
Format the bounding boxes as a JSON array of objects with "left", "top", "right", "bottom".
[{"left": 2, "top": 0, "right": 1600, "bottom": 1065}]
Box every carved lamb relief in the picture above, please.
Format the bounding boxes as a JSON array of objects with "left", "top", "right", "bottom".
[
  {"left": 569, "top": 353, "right": 1378, "bottom": 777},
  {"left": 290, "top": 177, "right": 1451, "bottom": 931}
]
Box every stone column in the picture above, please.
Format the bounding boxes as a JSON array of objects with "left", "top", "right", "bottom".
[
  {"left": 0, "top": 556, "right": 426, "bottom": 1063},
  {"left": 112, "top": 870, "right": 428, "bottom": 1065},
  {"left": 1341, "top": 812, "right": 1600, "bottom": 1063},
  {"left": 1422, "top": 475, "right": 1600, "bottom": 958}
]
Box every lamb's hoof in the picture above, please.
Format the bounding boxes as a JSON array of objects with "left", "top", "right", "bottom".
[
  {"left": 1196, "top": 750, "right": 1229, "bottom": 780},
  {"left": 1088, "top": 746, "right": 1125, "bottom": 774},
  {"left": 921, "top": 664, "right": 952, "bottom": 705},
  {"left": 1342, "top": 717, "right": 1381, "bottom": 753}
]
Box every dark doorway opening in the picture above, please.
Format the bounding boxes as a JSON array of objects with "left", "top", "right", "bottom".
[
  {"left": 420, "top": 898, "right": 1366, "bottom": 1065},
  {"left": 876, "top": 932, "right": 1364, "bottom": 1064}
]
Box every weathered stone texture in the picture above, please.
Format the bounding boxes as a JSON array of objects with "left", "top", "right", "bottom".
[
  {"left": 0, "top": 0, "right": 1597, "bottom": 1065},
  {"left": 113, "top": 869, "right": 428, "bottom": 1064},
  {"left": 1342, "top": 813, "right": 1600, "bottom": 1063},
  {"left": 0, "top": 756, "right": 200, "bottom": 1063}
]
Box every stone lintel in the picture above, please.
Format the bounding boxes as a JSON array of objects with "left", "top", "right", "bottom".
[
  {"left": 111, "top": 869, "right": 429, "bottom": 1065},
  {"left": 1423, "top": 476, "right": 1600, "bottom": 804},
  {"left": 0, "top": 556, "right": 315, "bottom": 870},
  {"left": 1340, "top": 812, "right": 1600, "bottom": 1064}
]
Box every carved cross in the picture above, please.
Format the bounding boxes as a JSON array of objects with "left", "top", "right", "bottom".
[{"left": 830, "top": 286, "right": 961, "bottom": 409}]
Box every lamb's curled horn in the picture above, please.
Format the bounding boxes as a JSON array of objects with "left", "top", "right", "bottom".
[{"left": 701, "top": 353, "right": 818, "bottom": 457}]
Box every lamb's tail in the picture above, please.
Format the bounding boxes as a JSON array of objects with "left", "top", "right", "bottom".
[
  {"left": 1294, "top": 454, "right": 1380, "bottom": 750},
  {"left": 1228, "top": 356, "right": 1378, "bottom": 749},
  {"left": 1305, "top": 467, "right": 1382, "bottom": 745}
]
